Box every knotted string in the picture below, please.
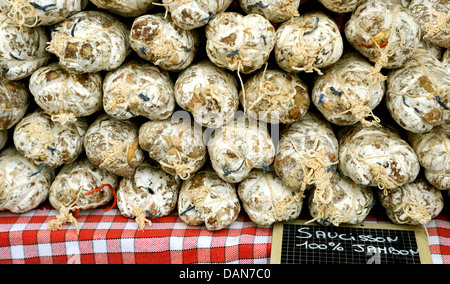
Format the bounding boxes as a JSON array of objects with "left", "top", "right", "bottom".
[
  {"left": 423, "top": 10, "right": 450, "bottom": 43},
  {"left": 328, "top": 63, "right": 381, "bottom": 127},
  {"left": 344, "top": 132, "right": 402, "bottom": 195},
  {"left": 7, "top": 0, "right": 39, "bottom": 30},
  {"left": 285, "top": 124, "right": 337, "bottom": 204},
  {"left": 48, "top": 183, "right": 116, "bottom": 235},
  {"left": 307, "top": 184, "right": 362, "bottom": 226}
]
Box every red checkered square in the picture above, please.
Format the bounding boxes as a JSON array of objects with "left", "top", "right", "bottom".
[
  {"left": 169, "top": 249, "right": 183, "bottom": 264},
  {"left": 211, "top": 247, "right": 226, "bottom": 263},
  {"left": 0, "top": 246, "right": 11, "bottom": 262},
  {"left": 22, "top": 231, "right": 38, "bottom": 246},
  {"left": 197, "top": 248, "right": 212, "bottom": 263}
]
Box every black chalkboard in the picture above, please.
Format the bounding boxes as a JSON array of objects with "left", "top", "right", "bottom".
[{"left": 270, "top": 220, "right": 432, "bottom": 264}]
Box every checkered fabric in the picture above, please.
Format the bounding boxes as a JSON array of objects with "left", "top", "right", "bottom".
[
  {"left": 0, "top": 203, "right": 448, "bottom": 264},
  {"left": 0, "top": 205, "right": 272, "bottom": 264},
  {"left": 427, "top": 214, "right": 450, "bottom": 264}
]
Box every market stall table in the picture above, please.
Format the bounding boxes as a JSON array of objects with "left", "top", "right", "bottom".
[{"left": 0, "top": 203, "right": 448, "bottom": 264}]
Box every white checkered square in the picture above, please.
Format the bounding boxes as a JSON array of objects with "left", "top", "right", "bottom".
[
  {"left": 120, "top": 238, "right": 135, "bottom": 253},
  {"left": 93, "top": 239, "right": 108, "bottom": 254},
  {"left": 197, "top": 235, "right": 213, "bottom": 249},
  {"left": 169, "top": 236, "right": 184, "bottom": 251},
  {"left": 10, "top": 245, "right": 24, "bottom": 260},
  {"left": 37, "top": 243, "right": 53, "bottom": 257}
]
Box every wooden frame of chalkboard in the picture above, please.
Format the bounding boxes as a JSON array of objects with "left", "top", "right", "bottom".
[{"left": 270, "top": 220, "right": 432, "bottom": 264}]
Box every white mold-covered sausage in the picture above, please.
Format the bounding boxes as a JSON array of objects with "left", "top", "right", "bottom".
[
  {"left": 103, "top": 61, "right": 175, "bottom": 121},
  {"left": 29, "top": 63, "right": 103, "bottom": 125},
  {"left": 308, "top": 172, "right": 375, "bottom": 226},
  {"left": 139, "top": 118, "right": 207, "bottom": 180},
  {"left": 13, "top": 109, "right": 88, "bottom": 168},
  {"left": 417, "top": 38, "right": 444, "bottom": 60},
  {"left": 409, "top": 126, "right": 450, "bottom": 190},
  {"left": 409, "top": 0, "right": 450, "bottom": 49},
  {"left": 117, "top": 161, "right": 180, "bottom": 230},
  {"left": 130, "top": 13, "right": 199, "bottom": 72},
  {"left": 208, "top": 116, "right": 275, "bottom": 183},
  {"left": 48, "top": 11, "right": 131, "bottom": 73},
  {"left": 0, "top": 80, "right": 29, "bottom": 131},
  {"left": 205, "top": 12, "right": 276, "bottom": 74},
  {"left": 378, "top": 178, "right": 444, "bottom": 226},
  {"left": 90, "top": 0, "right": 155, "bottom": 17},
  {"left": 238, "top": 170, "right": 304, "bottom": 227},
  {"left": 240, "top": 68, "right": 310, "bottom": 125},
  {"left": 345, "top": 0, "right": 420, "bottom": 79},
  {"left": 84, "top": 114, "right": 144, "bottom": 177},
  {"left": 0, "top": 14, "right": 51, "bottom": 82},
  {"left": 178, "top": 170, "right": 241, "bottom": 231},
  {"left": 275, "top": 11, "right": 343, "bottom": 75},
  {"left": 48, "top": 158, "right": 119, "bottom": 233},
  {"left": 386, "top": 48, "right": 450, "bottom": 133},
  {"left": 312, "top": 52, "right": 385, "bottom": 126},
  {"left": 0, "top": 147, "right": 55, "bottom": 214},
  {"left": 338, "top": 124, "right": 420, "bottom": 193},
  {"left": 274, "top": 113, "right": 339, "bottom": 204},
  {"left": 161, "top": 0, "right": 233, "bottom": 30},
  {"left": 174, "top": 60, "right": 239, "bottom": 129},
  {"left": 1, "top": 0, "right": 88, "bottom": 28},
  {"left": 239, "top": 0, "right": 301, "bottom": 23}
]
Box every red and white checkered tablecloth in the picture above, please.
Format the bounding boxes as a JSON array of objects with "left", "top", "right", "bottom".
[
  {"left": 0, "top": 205, "right": 272, "bottom": 264},
  {"left": 0, "top": 203, "right": 448, "bottom": 264},
  {"left": 427, "top": 215, "right": 450, "bottom": 265}
]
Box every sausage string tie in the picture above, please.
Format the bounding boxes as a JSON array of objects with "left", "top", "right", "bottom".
[
  {"left": 47, "top": 168, "right": 117, "bottom": 234},
  {"left": 199, "top": 12, "right": 214, "bottom": 23},
  {"left": 261, "top": 173, "right": 304, "bottom": 223},
  {"left": 243, "top": 62, "right": 300, "bottom": 122},
  {"left": 121, "top": 188, "right": 158, "bottom": 231},
  {"left": 30, "top": 163, "right": 46, "bottom": 177},
  {"left": 84, "top": 184, "right": 117, "bottom": 212},
  {"left": 285, "top": 124, "right": 336, "bottom": 205},
  {"left": 393, "top": 186, "right": 442, "bottom": 239},
  {"left": 180, "top": 204, "right": 195, "bottom": 216},
  {"left": 185, "top": 172, "right": 236, "bottom": 219},
  {"left": 345, "top": 134, "right": 402, "bottom": 195},
  {"left": 29, "top": 2, "right": 57, "bottom": 12},
  {"left": 306, "top": 185, "right": 361, "bottom": 226},
  {"left": 330, "top": 64, "right": 381, "bottom": 127},
  {"left": 7, "top": 0, "right": 39, "bottom": 30},
  {"left": 283, "top": 16, "right": 340, "bottom": 74},
  {"left": 423, "top": 10, "right": 450, "bottom": 43},
  {"left": 223, "top": 160, "right": 245, "bottom": 176},
  {"left": 303, "top": 16, "right": 319, "bottom": 36}
]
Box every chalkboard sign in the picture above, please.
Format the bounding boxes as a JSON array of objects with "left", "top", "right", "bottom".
[{"left": 270, "top": 220, "right": 432, "bottom": 264}]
